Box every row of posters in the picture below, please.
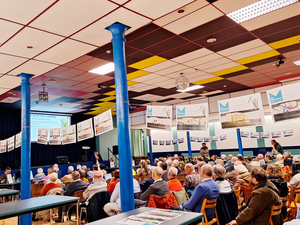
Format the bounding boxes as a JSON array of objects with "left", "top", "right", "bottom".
[
  {"left": 240, "top": 129, "right": 294, "bottom": 139},
  {"left": 0, "top": 132, "right": 22, "bottom": 154}
]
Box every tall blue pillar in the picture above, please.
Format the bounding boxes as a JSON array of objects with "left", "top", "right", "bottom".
[
  {"left": 107, "top": 22, "right": 134, "bottom": 212},
  {"left": 19, "top": 73, "right": 34, "bottom": 225},
  {"left": 186, "top": 131, "right": 192, "bottom": 157},
  {"left": 236, "top": 128, "right": 243, "bottom": 156},
  {"left": 148, "top": 136, "right": 153, "bottom": 165}
]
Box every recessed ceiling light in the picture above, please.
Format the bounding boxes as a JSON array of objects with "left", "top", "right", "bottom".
[
  {"left": 177, "top": 85, "right": 204, "bottom": 93},
  {"left": 223, "top": 85, "right": 226, "bottom": 87},
  {"left": 178, "top": 9, "right": 185, "bottom": 13},
  {"left": 286, "top": 72, "right": 293, "bottom": 75},
  {"left": 8, "top": 91, "right": 14, "bottom": 94},
  {"left": 89, "top": 62, "right": 114, "bottom": 75},
  {"left": 48, "top": 79, "right": 56, "bottom": 83},
  {"left": 227, "top": 0, "right": 298, "bottom": 24},
  {"left": 27, "top": 46, "right": 33, "bottom": 49},
  {"left": 207, "top": 38, "right": 217, "bottom": 43},
  {"left": 293, "top": 60, "right": 300, "bottom": 66}
]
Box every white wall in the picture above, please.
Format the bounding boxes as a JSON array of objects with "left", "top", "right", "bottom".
[{"left": 150, "top": 129, "right": 174, "bottom": 152}]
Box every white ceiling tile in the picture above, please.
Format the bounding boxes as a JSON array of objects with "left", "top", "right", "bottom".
[
  {"left": 0, "top": 97, "right": 21, "bottom": 103},
  {"left": 203, "top": 62, "right": 241, "bottom": 73},
  {"left": 130, "top": 84, "right": 156, "bottom": 92},
  {"left": 241, "top": 2, "right": 300, "bottom": 31},
  {"left": 167, "top": 92, "right": 195, "bottom": 98},
  {"left": 131, "top": 74, "right": 161, "bottom": 82},
  {"left": 9, "top": 60, "right": 59, "bottom": 76},
  {"left": 128, "top": 83, "right": 148, "bottom": 91},
  {"left": 201, "top": 90, "right": 224, "bottom": 96},
  {"left": 164, "top": 5, "right": 223, "bottom": 34},
  {"left": 133, "top": 94, "right": 160, "bottom": 101},
  {"left": 183, "top": 53, "right": 223, "bottom": 67},
  {"left": 0, "top": 27, "right": 64, "bottom": 58},
  {"left": 110, "top": 0, "right": 128, "bottom": 4},
  {"left": 0, "top": 75, "right": 21, "bottom": 89},
  {"left": 0, "top": 87, "right": 9, "bottom": 95},
  {"left": 154, "top": 0, "right": 209, "bottom": 26},
  {"left": 213, "top": 0, "right": 258, "bottom": 14},
  {"left": 29, "top": 0, "right": 118, "bottom": 36},
  {"left": 228, "top": 45, "right": 275, "bottom": 61},
  {"left": 0, "top": 20, "right": 23, "bottom": 44},
  {"left": 171, "top": 48, "right": 213, "bottom": 63},
  {"left": 142, "top": 76, "right": 172, "bottom": 85},
  {"left": 155, "top": 64, "right": 189, "bottom": 75},
  {"left": 143, "top": 60, "right": 178, "bottom": 72},
  {"left": 194, "top": 58, "right": 233, "bottom": 70},
  {"left": 0, "top": 54, "right": 28, "bottom": 74},
  {"left": 0, "top": 0, "right": 56, "bottom": 24},
  {"left": 217, "top": 39, "right": 266, "bottom": 56},
  {"left": 72, "top": 8, "right": 151, "bottom": 46},
  {"left": 187, "top": 76, "right": 208, "bottom": 83},
  {"left": 175, "top": 68, "right": 206, "bottom": 76},
  {"left": 191, "top": 74, "right": 216, "bottom": 83},
  {"left": 35, "top": 39, "right": 96, "bottom": 64},
  {"left": 124, "top": 0, "right": 194, "bottom": 20}
]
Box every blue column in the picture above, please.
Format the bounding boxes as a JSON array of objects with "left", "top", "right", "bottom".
[
  {"left": 19, "top": 73, "right": 34, "bottom": 225},
  {"left": 186, "top": 131, "right": 192, "bottom": 157},
  {"left": 148, "top": 136, "right": 153, "bottom": 165},
  {"left": 107, "top": 22, "right": 134, "bottom": 212},
  {"left": 236, "top": 128, "right": 243, "bottom": 156}
]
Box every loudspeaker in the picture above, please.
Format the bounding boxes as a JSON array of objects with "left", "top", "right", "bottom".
[
  {"left": 113, "top": 145, "right": 118, "bottom": 155},
  {"left": 56, "top": 156, "right": 68, "bottom": 164}
]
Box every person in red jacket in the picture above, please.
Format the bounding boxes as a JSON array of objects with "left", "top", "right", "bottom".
[
  {"left": 107, "top": 169, "right": 120, "bottom": 195},
  {"left": 167, "top": 167, "right": 182, "bottom": 192},
  {"left": 40, "top": 173, "right": 62, "bottom": 196}
]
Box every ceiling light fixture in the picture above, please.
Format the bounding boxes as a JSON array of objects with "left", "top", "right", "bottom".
[
  {"left": 177, "top": 85, "right": 204, "bottom": 93},
  {"left": 293, "top": 60, "right": 300, "bottom": 66},
  {"left": 39, "top": 84, "right": 48, "bottom": 102},
  {"left": 89, "top": 62, "right": 114, "bottom": 75},
  {"left": 178, "top": 8, "right": 185, "bottom": 13},
  {"left": 175, "top": 73, "right": 189, "bottom": 90},
  {"left": 207, "top": 38, "right": 217, "bottom": 43},
  {"left": 27, "top": 46, "right": 33, "bottom": 49},
  {"left": 227, "top": 0, "right": 298, "bottom": 24},
  {"left": 48, "top": 78, "right": 56, "bottom": 83}
]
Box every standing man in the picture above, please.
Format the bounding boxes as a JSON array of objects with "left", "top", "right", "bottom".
[
  {"left": 272, "top": 140, "right": 283, "bottom": 155},
  {"left": 200, "top": 143, "right": 210, "bottom": 159},
  {"left": 91, "top": 150, "right": 100, "bottom": 165}
]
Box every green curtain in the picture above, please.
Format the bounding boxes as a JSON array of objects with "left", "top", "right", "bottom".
[{"left": 131, "top": 129, "right": 144, "bottom": 156}]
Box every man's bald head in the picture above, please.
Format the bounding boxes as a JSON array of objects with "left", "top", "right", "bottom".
[
  {"left": 152, "top": 167, "right": 163, "bottom": 181},
  {"left": 94, "top": 171, "right": 103, "bottom": 181},
  {"left": 72, "top": 171, "right": 80, "bottom": 180},
  {"left": 200, "top": 164, "right": 213, "bottom": 178}
]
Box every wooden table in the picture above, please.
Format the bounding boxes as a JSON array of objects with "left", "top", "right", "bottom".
[
  {"left": 88, "top": 207, "right": 205, "bottom": 225},
  {"left": 0, "top": 189, "right": 20, "bottom": 203},
  {"left": 0, "top": 195, "right": 80, "bottom": 225}
]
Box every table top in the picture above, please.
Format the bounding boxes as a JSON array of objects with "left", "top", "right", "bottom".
[
  {"left": 0, "top": 189, "right": 20, "bottom": 197},
  {"left": 0, "top": 195, "right": 79, "bottom": 220},
  {"left": 88, "top": 207, "right": 204, "bottom": 225}
]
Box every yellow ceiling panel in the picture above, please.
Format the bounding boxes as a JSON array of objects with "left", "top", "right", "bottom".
[
  {"left": 93, "top": 102, "right": 116, "bottom": 107},
  {"left": 110, "top": 80, "right": 138, "bottom": 88},
  {"left": 193, "top": 76, "right": 223, "bottom": 85},
  {"left": 98, "top": 96, "right": 116, "bottom": 102},
  {"left": 103, "top": 90, "right": 116, "bottom": 96},
  {"left": 212, "top": 65, "right": 248, "bottom": 76},
  {"left": 269, "top": 34, "right": 300, "bottom": 49},
  {"left": 128, "top": 56, "right": 167, "bottom": 69},
  {"left": 236, "top": 50, "right": 280, "bottom": 65},
  {"left": 127, "top": 70, "right": 150, "bottom": 80}
]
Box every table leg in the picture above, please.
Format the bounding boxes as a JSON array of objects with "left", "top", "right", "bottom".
[
  {"left": 76, "top": 200, "right": 79, "bottom": 225},
  {"left": 50, "top": 208, "right": 53, "bottom": 225},
  {"left": 202, "top": 217, "right": 204, "bottom": 225}
]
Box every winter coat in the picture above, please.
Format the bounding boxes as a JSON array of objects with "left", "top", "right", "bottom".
[{"left": 148, "top": 192, "right": 178, "bottom": 209}]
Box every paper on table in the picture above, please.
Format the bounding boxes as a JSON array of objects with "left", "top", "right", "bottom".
[{"left": 7, "top": 174, "right": 13, "bottom": 184}]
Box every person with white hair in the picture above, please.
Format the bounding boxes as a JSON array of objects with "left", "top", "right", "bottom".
[
  {"left": 233, "top": 162, "right": 250, "bottom": 190},
  {"left": 83, "top": 171, "right": 107, "bottom": 205},
  {"left": 221, "top": 154, "right": 228, "bottom": 164},
  {"left": 293, "top": 155, "right": 300, "bottom": 163},
  {"left": 251, "top": 161, "right": 261, "bottom": 169},
  {"left": 40, "top": 173, "right": 62, "bottom": 196},
  {"left": 274, "top": 154, "right": 284, "bottom": 168},
  {"left": 154, "top": 158, "right": 159, "bottom": 166},
  {"left": 226, "top": 157, "right": 238, "bottom": 172},
  {"left": 256, "top": 154, "right": 265, "bottom": 166},
  {"left": 212, "top": 165, "right": 231, "bottom": 193},
  {"left": 61, "top": 166, "right": 74, "bottom": 183},
  {"left": 33, "top": 168, "right": 46, "bottom": 184},
  {"left": 184, "top": 163, "right": 202, "bottom": 191},
  {"left": 172, "top": 159, "right": 182, "bottom": 175},
  {"left": 166, "top": 159, "right": 172, "bottom": 171},
  {"left": 53, "top": 163, "right": 62, "bottom": 179},
  {"left": 225, "top": 154, "right": 234, "bottom": 168},
  {"left": 140, "top": 166, "right": 155, "bottom": 193},
  {"left": 167, "top": 167, "right": 182, "bottom": 192}
]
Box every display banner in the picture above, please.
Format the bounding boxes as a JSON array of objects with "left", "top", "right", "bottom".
[
  {"left": 94, "top": 109, "right": 113, "bottom": 136},
  {"left": 271, "top": 131, "right": 281, "bottom": 138},
  {"left": 49, "top": 128, "right": 61, "bottom": 145},
  {"left": 7, "top": 136, "right": 15, "bottom": 152},
  {"left": 62, "top": 125, "right": 76, "bottom": 145},
  {"left": 166, "top": 140, "right": 171, "bottom": 145},
  {"left": 178, "top": 137, "right": 184, "bottom": 143},
  {"left": 0, "top": 139, "right": 7, "bottom": 153},
  {"left": 219, "top": 134, "right": 227, "bottom": 141},
  {"left": 77, "top": 118, "right": 94, "bottom": 142},
  {"left": 197, "top": 137, "right": 204, "bottom": 142},
  {"left": 241, "top": 131, "right": 250, "bottom": 138},
  {"left": 190, "top": 137, "right": 196, "bottom": 142},
  {"left": 176, "top": 103, "right": 209, "bottom": 130},
  {"left": 172, "top": 139, "right": 178, "bottom": 145},
  {"left": 260, "top": 132, "right": 270, "bottom": 139},
  {"left": 15, "top": 132, "right": 21, "bottom": 148},
  {"left": 267, "top": 82, "right": 300, "bottom": 122},
  {"left": 146, "top": 106, "right": 172, "bottom": 130},
  {"left": 159, "top": 140, "right": 165, "bottom": 145},
  {"left": 37, "top": 128, "right": 49, "bottom": 145},
  {"left": 283, "top": 129, "right": 294, "bottom": 137},
  {"left": 218, "top": 93, "right": 264, "bottom": 129},
  {"left": 153, "top": 140, "right": 158, "bottom": 145},
  {"left": 211, "top": 136, "right": 218, "bottom": 142},
  {"left": 204, "top": 137, "right": 211, "bottom": 142},
  {"left": 250, "top": 132, "right": 259, "bottom": 139}
]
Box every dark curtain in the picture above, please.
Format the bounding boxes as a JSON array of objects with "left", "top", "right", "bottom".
[{"left": 0, "top": 109, "right": 96, "bottom": 169}]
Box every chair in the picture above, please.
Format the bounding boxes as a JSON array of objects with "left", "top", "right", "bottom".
[
  {"left": 287, "top": 185, "right": 300, "bottom": 219},
  {"left": 233, "top": 187, "right": 241, "bottom": 213},
  {"left": 87, "top": 191, "right": 110, "bottom": 223},
  {"left": 200, "top": 198, "right": 220, "bottom": 225},
  {"left": 106, "top": 178, "right": 111, "bottom": 185},
  {"left": 87, "top": 178, "right": 93, "bottom": 183},
  {"left": 65, "top": 182, "right": 71, "bottom": 188},
  {"left": 177, "top": 174, "right": 186, "bottom": 185},
  {"left": 268, "top": 204, "right": 282, "bottom": 225},
  {"left": 216, "top": 191, "right": 238, "bottom": 225},
  {"left": 243, "top": 185, "right": 254, "bottom": 205},
  {"left": 171, "top": 188, "right": 189, "bottom": 205},
  {"left": 148, "top": 192, "right": 178, "bottom": 209},
  {"left": 31, "top": 181, "right": 44, "bottom": 197},
  {"left": 284, "top": 171, "right": 292, "bottom": 182},
  {"left": 67, "top": 190, "right": 85, "bottom": 225},
  {"left": 133, "top": 175, "right": 139, "bottom": 181}
]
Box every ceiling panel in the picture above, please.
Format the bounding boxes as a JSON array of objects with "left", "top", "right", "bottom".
[
  {"left": 228, "top": 45, "right": 274, "bottom": 61},
  {"left": 0, "top": 75, "right": 21, "bottom": 89},
  {"left": 171, "top": 48, "right": 213, "bottom": 63},
  {"left": 183, "top": 53, "right": 222, "bottom": 67},
  {"left": 155, "top": 64, "right": 189, "bottom": 76},
  {"left": 143, "top": 60, "right": 178, "bottom": 73},
  {"left": 0, "top": 54, "right": 28, "bottom": 74},
  {"left": 0, "top": 20, "right": 23, "bottom": 44},
  {"left": 53, "top": 68, "right": 85, "bottom": 79},
  {"left": 212, "top": 0, "right": 258, "bottom": 14},
  {"left": 203, "top": 61, "right": 241, "bottom": 73}
]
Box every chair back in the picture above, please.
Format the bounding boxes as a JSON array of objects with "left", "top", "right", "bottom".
[
  {"left": 87, "top": 191, "right": 110, "bottom": 223},
  {"left": 243, "top": 185, "right": 254, "bottom": 205},
  {"left": 268, "top": 204, "right": 282, "bottom": 225},
  {"left": 73, "top": 190, "right": 85, "bottom": 202},
  {"left": 65, "top": 182, "right": 71, "bottom": 188},
  {"left": 88, "top": 178, "right": 93, "bottom": 183},
  {"left": 284, "top": 171, "right": 292, "bottom": 182},
  {"left": 31, "top": 181, "right": 44, "bottom": 197},
  {"left": 288, "top": 185, "right": 300, "bottom": 208},
  {"left": 106, "top": 178, "right": 111, "bottom": 185},
  {"left": 200, "top": 198, "right": 220, "bottom": 225},
  {"left": 133, "top": 175, "right": 139, "bottom": 181},
  {"left": 177, "top": 174, "right": 186, "bottom": 185},
  {"left": 233, "top": 187, "right": 241, "bottom": 211}
]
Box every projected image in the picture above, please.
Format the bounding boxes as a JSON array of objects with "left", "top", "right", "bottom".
[{"left": 271, "top": 100, "right": 300, "bottom": 122}]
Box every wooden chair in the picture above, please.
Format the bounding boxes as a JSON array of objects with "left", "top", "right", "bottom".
[
  {"left": 233, "top": 187, "right": 242, "bottom": 213},
  {"left": 87, "top": 178, "right": 93, "bottom": 183},
  {"left": 65, "top": 182, "right": 71, "bottom": 188},
  {"left": 106, "top": 179, "right": 111, "bottom": 185},
  {"left": 287, "top": 185, "right": 300, "bottom": 219},
  {"left": 284, "top": 171, "right": 292, "bottom": 182},
  {"left": 133, "top": 175, "right": 139, "bottom": 181},
  {"left": 281, "top": 196, "right": 291, "bottom": 222},
  {"left": 67, "top": 190, "right": 85, "bottom": 224},
  {"left": 31, "top": 181, "right": 44, "bottom": 197},
  {"left": 200, "top": 198, "right": 220, "bottom": 225},
  {"left": 268, "top": 204, "right": 282, "bottom": 225},
  {"left": 243, "top": 185, "right": 254, "bottom": 205}
]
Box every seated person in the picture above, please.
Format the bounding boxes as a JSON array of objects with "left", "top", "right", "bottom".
[
  {"left": 33, "top": 168, "right": 46, "bottom": 184},
  {"left": 137, "top": 161, "right": 149, "bottom": 177},
  {"left": 159, "top": 162, "right": 169, "bottom": 182},
  {"left": 83, "top": 171, "right": 107, "bottom": 204},
  {"left": 288, "top": 162, "right": 300, "bottom": 187},
  {"left": 44, "top": 171, "right": 63, "bottom": 186},
  {"left": 183, "top": 163, "right": 202, "bottom": 191},
  {"left": 224, "top": 154, "right": 233, "bottom": 168},
  {"left": 284, "top": 152, "right": 293, "bottom": 167},
  {"left": 140, "top": 166, "right": 155, "bottom": 193},
  {"left": 263, "top": 154, "right": 273, "bottom": 170},
  {"left": 167, "top": 167, "right": 183, "bottom": 192},
  {"left": 107, "top": 170, "right": 120, "bottom": 195},
  {"left": 14, "top": 167, "right": 21, "bottom": 180},
  {"left": 229, "top": 167, "right": 283, "bottom": 225},
  {"left": 140, "top": 167, "right": 169, "bottom": 201},
  {"left": 212, "top": 165, "right": 231, "bottom": 193},
  {"left": 104, "top": 177, "right": 140, "bottom": 216},
  {"left": 100, "top": 164, "right": 107, "bottom": 175},
  {"left": 53, "top": 164, "right": 62, "bottom": 179},
  {"left": 256, "top": 154, "right": 265, "bottom": 167},
  {"left": 172, "top": 160, "right": 182, "bottom": 175},
  {"left": 79, "top": 169, "right": 89, "bottom": 183},
  {"left": 226, "top": 157, "right": 238, "bottom": 172},
  {"left": 87, "top": 164, "right": 97, "bottom": 179},
  {"left": 40, "top": 173, "right": 62, "bottom": 196},
  {"left": 43, "top": 168, "right": 53, "bottom": 184},
  {"left": 181, "top": 164, "right": 219, "bottom": 221},
  {"left": 61, "top": 166, "right": 74, "bottom": 183}
]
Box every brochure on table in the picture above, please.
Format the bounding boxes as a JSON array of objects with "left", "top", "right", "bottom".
[
  {"left": 49, "top": 128, "right": 62, "bottom": 145},
  {"left": 218, "top": 93, "right": 264, "bottom": 129},
  {"left": 176, "top": 103, "right": 209, "bottom": 130},
  {"left": 37, "top": 128, "right": 49, "bottom": 145},
  {"left": 62, "top": 125, "right": 76, "bottom": 145},
  {"left": 146, "top": 106, "right": 172, "bottom": 130},
  {"left": 267, "top": 82, "right": 300, "bottom": 123},
  {"left": 77, "top": 118, "right": 94, "bottom": 142},
  {"left": 94, "top": 109, "right": 113, "bottom": 136}
]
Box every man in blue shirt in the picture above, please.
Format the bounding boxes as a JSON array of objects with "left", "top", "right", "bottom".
[{"left": 182, "top": 164, "right": 219, "bottom": 221}]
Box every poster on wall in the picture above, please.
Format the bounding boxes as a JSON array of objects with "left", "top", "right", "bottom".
[
  {"left": 146, "top": 106, "right": 172, "bottom": 130},
  {"left": 190, "top": 137, "right": 196, "bottom": 142},
  {"left": 260, "top": 132, "right": 270, "bottom": 139},
  {"left": 153, "top": 140, "right": 158, "bottom": 145},
  {"left": 94, "top": 109, "right": 113, "bottom": 136},
  {"left": 166, "top": 140, "right": 171, "bottom": 145},
  {"left": 176, "top": 103, "right": 209, "bottom": 130},
  {"left": 250, "top": 132, "right": 259, "bottom": 139},
  {"left": 0, "top": 139, "right": 7, "bottom": 153},
  {"left": 219, "top": 134, "right": 227, "bottom": 141},
  {"left": 241, "top": 131, "right": 250, "bottom": 138},
  {"left": 49, "top": 128, "right": 61, "bottom": 145},
  {"left": 77, "top": 118, "right": 94, "bottom": 142},
  {"left": 211, "top": 136, "right": 218, "bottom": 142},
  {"left": 267, "top": 82, "right": 300, "bottom": 123},
  {"left": 62, "top": 125, "right": 76, "bottom": 145},
  {"left": 204, "top": 137, "right": 211, "bottom": 142},
  {"left": 15, "top": 132, "right": 21, "bottom": 148},
  {"left": 197, "top": 137, "right": 204, "bottom": 142},
  {"left": 218, "top": 93, "right": 264, "bottom": 129},
  {"left": 283, "top": 129, "right": 294, "bottom": 137},
  {"left": 7, "top": 136, "right": 15, "bottom": 152},
  {"left": 271, "top": 131, "right": 281, "bottom": 138},
  {"left": 159, "top": 140, "right": 165, "bottom": 145},
  {"left": 178, "top": 138, "right": 184, "bottom": 143},
  {"left": 37, "top": 128, "right": 49, "bottom": 145}
]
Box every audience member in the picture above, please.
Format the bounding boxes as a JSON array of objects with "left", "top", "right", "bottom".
[
  {"left": 53, "top": 164, "right": 62, "bottom": 179},
  {"left": 137, "top": 161, "right": 149, "bottom": 177},
  {"left": 61, "top": 166, "right": 74, "bottom": 183},
  {"left": 83, "top": 171, "right": 107, "bottom": 205},
  {"left": 256, "top": 154, "right": 265, "bottom": 166},
  {"left": 140, "top": 166, "right": 155, "bottom": 193},
  {"left": 215, "top": 159, "right": 224, "bottom": 167},
  {"left": 225, "top": 154, "right": 233, "bottom": 168},
  {"left": 87, "top": 164, "right": 97, "bottom": 179},
  {"left": 246, "top": 156, "right": 252, "bottom": 165},
  {"left": 183, "top": 163, "right": 202, "bottom": 191},
  {"left": 233, "top": 164, "right": 250, "bottom": 190},
  {"left": 0, "top": 167, "right": 11, "bottom": 183},
  {"left": 172, "top": 160, "right": 182, "bottom": 175},
  {"left": 33, "top": 168, "right": 46, "bottom": 184},
  {"left": 224, "top": 165, "right": 238, "bottom": 187},
  {"left": 43, "top": 168, "right": 53, "bottom": 184},
  {"left": 166, "top": 159, "right": 172, "bottom": 171},
  {"left": 64, "top": 171, "right": 88, "bottom": 196},
  {"left": 179, "top": 155, "right": 185, "bottom": 167},
  {"left": 79, "top": 169, "right": 89, "bottom": 183},
  {"left": 275, "top": 154, "right": 284, "bottom": 168},
  {"left": 229, "top": 167, "right": 283, "bottom": 225},
  {"left": 271, "top": 139, "right": 283, "bottom": 155},
  {"left": 284, "top": 152, "right": 293, "bottom": 167},
  {"left": 44, "top": 171, "right": 63, "bottom": 186},
  {"left": 208, "top": 161, "right": 214, "bottom": 167},
  {"left": 221, "top": 154, "right": 228, "bottom": 164},
  {"left": 250, "top": 161, "right": 261, "bottom": 169},
  {"left": 263, "top": 154, "right": 273, "bottom": 170},
  {"left": 226, "top": 157, "right": 238, "bottom": 172},
  {"left": 237, "top": 155, "right": 251, "bottom": 171},
  {"left": 212, "top": 165, "right": 231, "bottom": 193},
  {"left": 200, "top": 143, "right": 210, "bottom": 159},
  {"left": 159, "top": 162, "right": 169, "bottom": 182},
  {"left": 187, "top": 156, "right": 194, "bottom": 164},
  {"left": 288, "top": 162, "right": 300, "bottom": 187},
  {"left": 153, "top": 158, "right": 159, "bottom": 166},
  {"left": 140, "top": 167, "right": 169, "bottom": 201},
  {"left": 107, "top": 170, "right": 120, "bottom": 195},
  {"left": 293, "top": 155, "right": 300, "bottom": 163},
  {"left": 14, "top": 167, "right": 21, "bottom": 180},
  {"left": 40, "top": 173, "right": 62, "bottom": 196},
  {"left": 167, "top": 167, "right": 182, "bottom": 192},
  {"left": 173, "top": 154, "right": 179, "bottom": 160},
  {"left": 77, "top": 164, "right": 81, "bottom": 171}
]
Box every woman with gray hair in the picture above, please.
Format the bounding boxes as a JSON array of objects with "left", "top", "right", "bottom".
[
  {"left": 212, "top": 164, "right": 231, "bottom": 193},
  {"left": 33, "top": 168, "right": 46, "bottom": 184}
]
